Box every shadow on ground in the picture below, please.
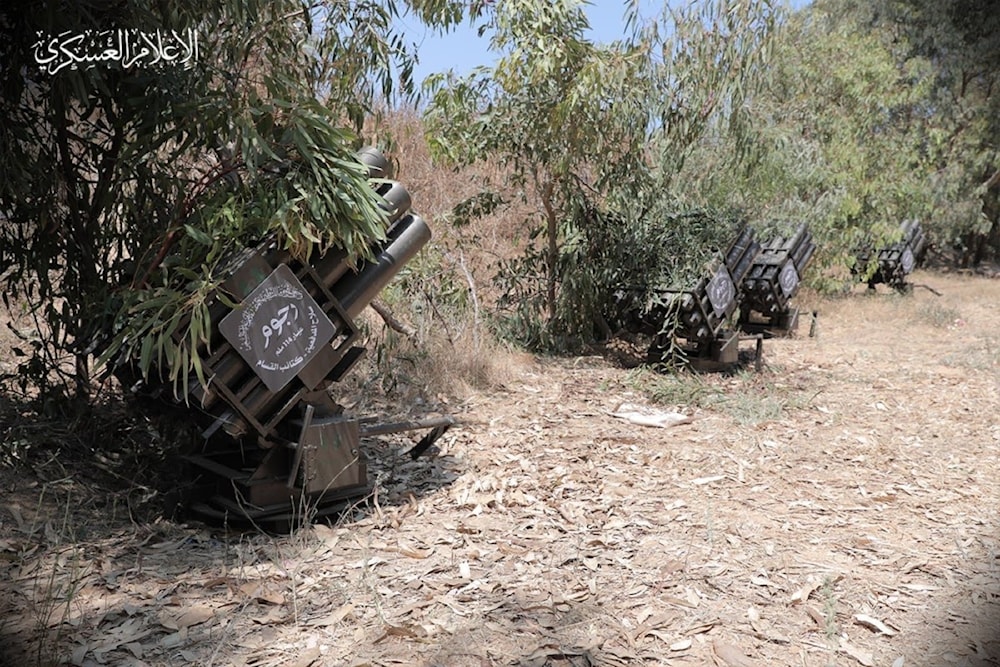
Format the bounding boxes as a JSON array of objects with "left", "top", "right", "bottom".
[{"left": 0, "top": 389, "right": 466, "bottom": 666}]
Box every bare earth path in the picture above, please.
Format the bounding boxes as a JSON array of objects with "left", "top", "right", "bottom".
[{"left": 1, "top": 270, "right": 998, "bottom": 666}]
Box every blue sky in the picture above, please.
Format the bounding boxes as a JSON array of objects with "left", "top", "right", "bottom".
[{"left": 395, "top": 0, "right": 812, "bottom": 86}]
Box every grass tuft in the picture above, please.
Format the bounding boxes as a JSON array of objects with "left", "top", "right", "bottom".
[
  {"left": 914, "top": 302, "right": 962, "bottom": 328},
  {"left": 626, "top": 367, "right": 812, "bottom": 425}
]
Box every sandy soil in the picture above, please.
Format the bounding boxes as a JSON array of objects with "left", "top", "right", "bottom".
[{"left": 1, "top": 270, "right": 998, "bottom": 667}]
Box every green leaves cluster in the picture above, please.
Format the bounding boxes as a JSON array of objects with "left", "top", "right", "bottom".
[
  {"left": 676, "top": 0, "right": 1000, "bottom": 279},
  {"left": 674, "top": 4, "right": 935, "bottom": 283},
  {"left": 422, "top": 0, "right": 997, "bottom": 357},
  {"left": 424, "top": 0, "right": 778, "bottom": 349},
  {"left": 0, "top": 0, "right": 467, "bottom": 401}
]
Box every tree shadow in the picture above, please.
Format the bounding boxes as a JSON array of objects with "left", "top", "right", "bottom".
[{"left": 0, "top": 389, "right": 467, "bottom": 666}]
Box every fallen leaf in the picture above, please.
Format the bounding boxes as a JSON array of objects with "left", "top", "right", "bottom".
[
  {"left": 899, "top": 583, "right": 937, "bottom": 592},
  {"left": 747, "top": 604, "right": 770, "bottom": 636},
  {"left": 630, "top": 612, "right": 678, "bottom": 644},
  {"left": 663, "top": 595, "right": 698, "bottom": 609},
  {"left": 239, "top": 582, "right": 286, "bottom": 605},
  {"left": 374, "top": 623, "right": 421, "bottom": 644},
  {"left": 286, "top": 646, "right": 321, "bottom": 667},
  {"left": 202, "top": 576, "right": 233, "bottom": 589},
  {"left": 159, "top": 606, "right": 214, "bottom": 631},
  {"left": 160, "top": 630, "right": 186, "bottom": 648},
  {"left": 251, "top": 606, "right": 287, "bottom": 624},
  {"left": 789, "top": 579, "right": 820, "bottom": 604},
  {"left": 804, "top": 605, "right": 827, "bottom": 629},
  {"left": 70, "top": 643, "right": 88, "bottom": 666},
  {"left": 691, "top": 475, "right": 727, "bottom": 485},
  {"left": 396, "top": 543, "right": 433, "bottom": 559},
  {"left": 661, "top": 559, "right": 686, "bottom": 575},
  {"left": 840, "top": 638, "right": 875, "bottom": 666},
  {"left": 713, "top": 639, "right": 755, "bottom": 667},
  {"left": 681, "top": 619, "right": 717, "bottom": 636},
  {"left": 520, "top": 643, "right": 588, "bottom": 667},
  {"left": 306, "top": 603, "right": 355, "bottom": 627},
  {"left": 670, "top": 638, "right": 692, "bottom": 651},
  {"left": 854, "top": 613, "right": 896, "bottom": 636}
]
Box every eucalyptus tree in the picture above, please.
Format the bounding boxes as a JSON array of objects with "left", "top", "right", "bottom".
[
  {"left": 871, "top": 0, "right": 1000, "bottom": 264},
  {"left": 680, "top": 0, "right": 1000, "bottom": 278},
  {"left": 424, "top": 0, "right": 778, "bottom": 349},
  {"left": 672, "top": 1, "right": 940, "bottom": 284},
  {"left": 0, "top": 0, "right": 467, "bottom": 401}
]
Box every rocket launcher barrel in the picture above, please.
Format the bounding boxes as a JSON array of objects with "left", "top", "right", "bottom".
[{"left": 331, "top": 214, "right": 431, "bottom": 320}]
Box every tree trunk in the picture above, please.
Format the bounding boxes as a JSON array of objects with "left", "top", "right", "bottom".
[
  {"left": 541, "top": 180, "right": 558, "bottom": 322},
  {"left": 982, "top": 167, "right": 1000, "bottom": 263}
]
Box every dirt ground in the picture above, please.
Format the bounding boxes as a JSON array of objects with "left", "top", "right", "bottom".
[{"left": 1, "top": 269, "right": 998, "bottom": 667}]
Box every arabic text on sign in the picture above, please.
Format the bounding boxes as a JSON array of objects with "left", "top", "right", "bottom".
[
  {"left": 274, "top": 327, "right": 305, "bottom": 357},
  {"left": 262, "top": 304, "right": 299, "bottom": 350}
]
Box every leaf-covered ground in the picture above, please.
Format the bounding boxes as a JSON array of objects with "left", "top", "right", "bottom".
[{"left": 1, "top": 271, "right": 998, "bottom": 667}]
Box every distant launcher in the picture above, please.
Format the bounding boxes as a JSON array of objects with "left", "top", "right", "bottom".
[
  {"left": 854, "top": 220, "right": 928, "bottom": 293},
  {"left": 738, "top": 224, "right": 816, "bottom": 336},
  {"left": 620, "top": 227, "right": 761, "bottom": 371},
  {"left": 106, "top": 148, "right": 453, "bottom": 529}
]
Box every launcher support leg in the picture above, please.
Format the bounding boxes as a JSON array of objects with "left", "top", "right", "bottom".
[{"left": 358, "top": 416, "right": 457, "bottom": 459}]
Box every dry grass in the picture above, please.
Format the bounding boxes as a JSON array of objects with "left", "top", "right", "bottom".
[
  {"left": 347, "top": 310, "right": 533, "bottom": 409},
  {"left": 375, "top": 109, "right": 539, "bottom": 297}
]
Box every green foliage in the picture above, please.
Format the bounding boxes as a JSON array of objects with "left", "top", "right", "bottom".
[
  {"left": 674, "top": 0, "right": 1000, "bottom": 280},
  {"left": 425, "top": 0, "right": 777, "bottom": 350},
  {"left": 491, "top": 202, "right": 743, "bottom": 351},
  {"left": 0, "top": 0, "right": 468, "bottom": 402},
  {"left": 880, "top": 0, "right": 1000, "bottom": 263},
  {"left": 668, "top": 4, "right": 934, "bottom": 285}
]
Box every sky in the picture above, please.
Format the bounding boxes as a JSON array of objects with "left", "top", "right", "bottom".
[{"left": 394, "top": 0, "right": 812, "bottom": 87}]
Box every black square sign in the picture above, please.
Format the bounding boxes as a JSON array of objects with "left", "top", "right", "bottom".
[
  {"left": 707, "top": 266, "right": 736, "bottom": 318},
  {"left": 778, "top": 260, "right": 800, "bottom": 298},
  {"left": 219, "top": 264, "right": 337, "bottom": 393}
]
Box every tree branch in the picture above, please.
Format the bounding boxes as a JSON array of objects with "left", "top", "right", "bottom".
[
  {"left": 370, "top": 299, "right": 416, "bottom": 337},
  {"left": 983, "top": 167, "right": 1000, "bottom": 191},
  {"left": 132, "top": 160, "right": 244, "bottom": 289}
]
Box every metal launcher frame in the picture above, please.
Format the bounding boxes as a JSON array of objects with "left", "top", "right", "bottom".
[
  {"left": 854, "top": 220, "right": 928, "bottom": 293},
  {"left": 129, "top": 148, "right": 453, "bottom": 527},
  {"left": 738, "top": 224, "right": 816, "bottom": 336},
  {"left": 644, "top": 227, "right": 761, "bottom": 371}
]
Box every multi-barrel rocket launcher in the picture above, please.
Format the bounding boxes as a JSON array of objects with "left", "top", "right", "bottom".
[
  {"left": 854, "top": 219, "right": 928, "bottom": 293},
  {"left": 738, "top": 223, "right": 816, "bottom": 336},
  {"left": 116, "top": 148, "right": 454, "bottom": 528},
  {"left": 631, "top": 227, "right": 762, "bottom": 371}
]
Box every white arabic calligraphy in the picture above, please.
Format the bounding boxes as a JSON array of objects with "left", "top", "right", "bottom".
[
  {"left": 32, "top": 28, "right": 199, "bottom": 75},
  {"left": 261, "top": 303, "right": 299, "bottom": 350}
]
